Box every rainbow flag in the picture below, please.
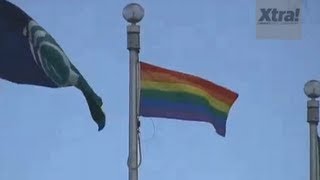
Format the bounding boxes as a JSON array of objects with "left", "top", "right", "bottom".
[{"left": 139, "top": 62, "right": 238, "bottom": 137}]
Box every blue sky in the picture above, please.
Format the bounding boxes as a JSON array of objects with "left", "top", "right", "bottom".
[{"left": 1, "top": 0, "right": 320, "bottom": 179}]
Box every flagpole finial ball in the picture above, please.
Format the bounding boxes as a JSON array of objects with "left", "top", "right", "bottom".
[
  {"left": 123, "top": 3, "right": 144, "bottom": 24},
  {"left": 304, "top": 80, "right": 320, "bottom": 99}
]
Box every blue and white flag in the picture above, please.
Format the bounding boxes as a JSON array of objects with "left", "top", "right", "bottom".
[{"left": 0, "top": 0, "right": 105, "bottom": 130}]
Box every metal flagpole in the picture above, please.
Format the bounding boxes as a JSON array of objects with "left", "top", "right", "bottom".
[
  {"left": 123, "top": 3, "right": 144, "bottom": 180},
  {"left": 316, "top": 130, "right": 320, "bottom": 180},
  {"left": 304, "top": 80, "right": 320, "bottom": 180}
]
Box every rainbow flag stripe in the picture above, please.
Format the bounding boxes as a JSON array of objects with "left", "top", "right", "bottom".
[{"left": 139, "top": 62, "right": 238, "bottom": 137}]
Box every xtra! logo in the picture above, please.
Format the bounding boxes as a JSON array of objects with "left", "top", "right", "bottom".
[{"left": 257, "top": 8, "right": 300, "bottom": 24}]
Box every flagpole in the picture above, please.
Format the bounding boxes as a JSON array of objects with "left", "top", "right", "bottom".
[
  {"left": 123, "top": 3, "right": 144, "bottom": 180},
  {"left": 304, "top": 80, "right": 320, "bottom": 180}
]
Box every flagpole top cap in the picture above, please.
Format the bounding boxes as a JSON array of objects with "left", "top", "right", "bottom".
[
  {"left": 304, "top": 80, "right": 320, "bottom": 99},
  {"left": 123, "top": 3, "right": 144, "bottom": 24}
]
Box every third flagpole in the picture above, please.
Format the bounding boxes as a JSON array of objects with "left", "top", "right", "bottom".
[
  {"left": 123, "top": 3, "right": 144, "bottom": 180},
  {"left": 304, "top": 80, "right": 320, "bottom": 180}
]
